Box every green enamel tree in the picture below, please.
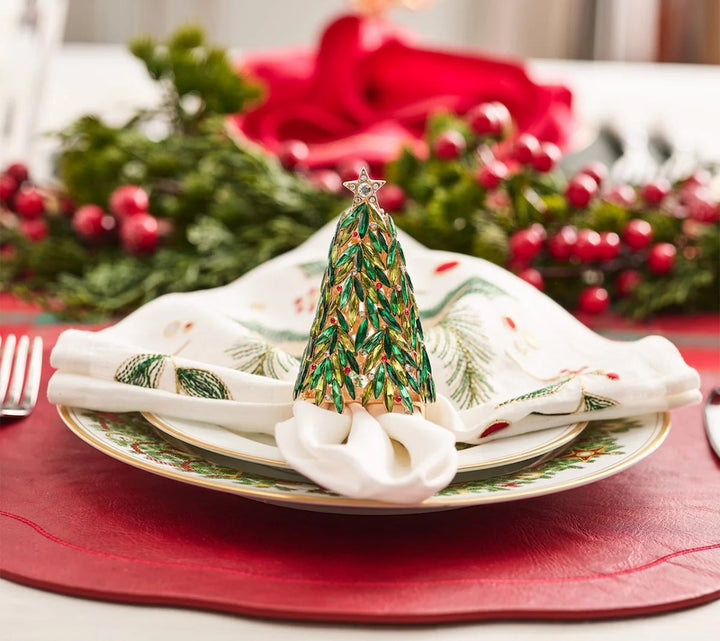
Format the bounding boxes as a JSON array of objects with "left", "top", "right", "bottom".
[{"left": 294, "top": 168, "right": 435, "bottom": 414}]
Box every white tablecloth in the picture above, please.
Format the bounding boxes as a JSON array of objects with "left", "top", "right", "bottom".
[{"left": 2, "top": 44, "right": 719, "bottom": 640}]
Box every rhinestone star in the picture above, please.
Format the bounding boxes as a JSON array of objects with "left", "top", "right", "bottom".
[{"left": 343, "top": 166, "right": 385, "bottom": 201}]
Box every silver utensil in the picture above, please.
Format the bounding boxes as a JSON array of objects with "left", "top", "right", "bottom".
[
  {"left": 0, "top": 334, "right": 43, "bottom": 419},
  {"left": 704, "top": 387, "right": 720, "bottom": 459}
]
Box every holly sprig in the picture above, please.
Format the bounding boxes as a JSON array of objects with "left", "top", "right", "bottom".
[
  {"left": 387, "top": 110, "right": 719, "bottom": 318},
  {"left": 0, "top": 26, "right": 342, "bottom": 320}
]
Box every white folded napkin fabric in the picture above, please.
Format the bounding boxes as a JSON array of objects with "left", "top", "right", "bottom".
[{"left": 48, "top": 219, "right": 701, "bottom": 503}]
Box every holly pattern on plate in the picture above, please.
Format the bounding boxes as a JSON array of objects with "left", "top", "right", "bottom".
[{"left": 76, "top": 409, "right": 640, "bottom": 499}]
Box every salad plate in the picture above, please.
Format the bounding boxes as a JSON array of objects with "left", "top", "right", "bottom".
[{"left": 143, "top": 411, "right": 587, "bottom": 482}]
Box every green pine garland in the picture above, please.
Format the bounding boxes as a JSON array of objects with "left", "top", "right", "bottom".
[{"left": 0, "top": 25, "right": 717, "bottom": 322}]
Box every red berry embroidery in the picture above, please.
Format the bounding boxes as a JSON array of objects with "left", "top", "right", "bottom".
[
  {"left": 480, "top": 421, "right": 510, "bottom": 438},
  {"left": 434, "top": 260, "right": 460, "bottom": 274}
]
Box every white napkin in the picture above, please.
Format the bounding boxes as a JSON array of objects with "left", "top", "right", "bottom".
[{"left": 48, "top": 219, "right": 701, "bottom": 503}]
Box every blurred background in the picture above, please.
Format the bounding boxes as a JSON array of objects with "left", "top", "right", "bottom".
[{"left": 63, "top": 0, "right": 719, "bottom": 63}]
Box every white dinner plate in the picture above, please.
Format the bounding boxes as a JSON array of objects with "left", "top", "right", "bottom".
[{"left": 59, "top": 406, "right": 669, "bottom": 515}]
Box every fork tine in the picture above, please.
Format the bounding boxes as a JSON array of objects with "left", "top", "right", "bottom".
[
  {"left": 20, "top": 336, "right": 43, "bottom": 411},
  {"left": 0, "top": 334, "right": 17, "bottom": 403},
  {"left": 5, "top": 335, "right": 29, "bottom": 408}
]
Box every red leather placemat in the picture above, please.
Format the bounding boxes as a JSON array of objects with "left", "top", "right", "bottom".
[{"left": 1, "top": 329, "right": 719, "bottom": 622}]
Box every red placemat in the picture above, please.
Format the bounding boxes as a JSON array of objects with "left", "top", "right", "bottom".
[{"left": 1, "top": 328, "right": 719, "bottom": 622}]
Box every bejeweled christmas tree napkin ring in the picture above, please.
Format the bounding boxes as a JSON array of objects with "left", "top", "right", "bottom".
[
  {"left": 277, "top": 169, "right": 458, "bottom": 503},
  {"left": 293, "top": 168, "right": 435, "bottom": 415}
]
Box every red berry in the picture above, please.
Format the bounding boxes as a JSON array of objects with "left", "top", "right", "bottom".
[
  {"left": 616, "top": 269, "right": 642, "bottom": 297},
  {"left": 109, "top": 185, "right": 149, "bottom": 218},
  {"left": 308, "top": 169, "right": 342, "bottom": 193},
  {"left": 433, "top": 130, "right": 466, "bottom": 160},
  {"left": 476, "top": 160, "right": 509, "bottom": 190},
  {"left": 337, "top": 159, "right": 368, "bottom": 183},
  {"left": 647, "top": 242, "right": 677, "bottom": 274},
  {"left": 487, "top": 102, "right": 512, "bottom": 129},
  {"left": 73, "top": 204, "right": 115, "bottom": 239},
  {"left": 578, "top": 286, "right": 610, "bottom": 314},
  {"left": 509, "top": 228, "right": 543, "bottom": 261},
  {"left": 512, "top": 133, "right": 540, "bottom": 164},
  {"left": 578, "top": 161, "right": 608, "bottom": 187},
  {"left": 531, "top": 142, "right": 561, "bottom": 173},
  {"left": 565, "top": 174, "right": 598, "bottom": 208},
  {"left": 13, "top": 186, "right": 45, "bottom": 219},
  {"left": 378, "top": 184, "right": 406, "bottom": 212},
  {"left": 18, "top": 218, "right": 48, "bottom": 242},
  {"left": 623, "top": 219, "right": 653, "bottom": 250},
  {"left": 120, "top": 213, "right": 159, "bottom": 254},
  {"left": 597, "top": 231, "right": 621, "bottom": 261},
  {"left": 518, "top": 267, "right": 544, "bottom": 290},
  {"left": 529, "top": 222, "right": 548, "bottom": 242},
  {"left": 574, "top": 229, "right": 601, "bottom": 262},
  {"left": 547, "top": 226, "right": 577, "bottom": 260},
  {"left": 277, "top": 140, "right": 309, "bottom": 170},
  {"left": 375, "top": 282, "right": 383, "bottom": 289},
  {"left": 467, "top": 103, "right": 503, "bottom": 137},
  {"left": 640, "top": 178, "right": 671, "bottom": 206},
  {"left": 0, "top": 173, "right": 18, "bottom": 201},
  {"left": 604, "top": 184, "right": 635, "bottom": 207},
  {"left": 5, "top": 162, "right": 29, "bottom": 184},
  {"left": 687, "top": 190, "right": 719, "bottom": 223}
]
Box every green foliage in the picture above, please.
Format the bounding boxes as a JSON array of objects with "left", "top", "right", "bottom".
[{"left": 0, "top": 25, "right": 342, "bottom": 319}]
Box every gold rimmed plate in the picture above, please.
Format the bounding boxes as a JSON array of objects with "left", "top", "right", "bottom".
[{"left": 58, "top": 406, "right": 670, "bottom": 515}]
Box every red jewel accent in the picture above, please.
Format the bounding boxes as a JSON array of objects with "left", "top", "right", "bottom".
[
  {"left": 330, "top": 317, "right": 336, "bottom": 324},
  {"left": 394, "top": 395, "right": 402, "bottom": 403},
  {"left": 381, "top": 355, "right": 388, "bottom": 362},
  {"left": 404, "top": 309, "right": 410, "bottom": 316},
  {"left": 413, "top": 351, "right": 417, "bottom": 357},
  {"left": 503, "top": 316, "right": 516, "bottom": 330},
  {"left": 352, "top": 231, "right": 358, "bottom": 237},
  {"left": 375, "top": 282, "right": 383, "bottom": 289},
  {"left": 311, "top": 364, "right": 317, "bottom": 370},
  {"left": 606, "top": 372, "right": 619, "bottom": 380},
  {"left": 336, "top": 285, "right": 342, "bottom": 292},
  {"left": 344, "top": 366, "right": 351, "bottom": 373},
  {"left": 434, "top": 260, "right": 460, "bottom": 274},
  {"left": 480, "top": 421, "right": 510, "bottom": 438}
]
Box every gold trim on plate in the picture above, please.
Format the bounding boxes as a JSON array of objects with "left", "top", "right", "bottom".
[{"left": 57, "top": 405, "right": 670, "bottom": 511}]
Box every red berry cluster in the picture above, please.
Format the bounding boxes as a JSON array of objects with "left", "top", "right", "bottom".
[
  {"left": 1, "top": 163, "right": 162, "bottom": 255},
  {"left": 73, "top": 184, "right": 162, "bottom": 254},
  {"left": 0, "top": 162, "right": 53, "bottom": 242},
  {"left": 507, "top": 163, "right": 718, "bottom": 313}
]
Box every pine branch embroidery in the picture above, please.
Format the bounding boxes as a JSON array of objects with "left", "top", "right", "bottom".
[
  {"left": 115, "top": 353, "right": 166, "bottom": 389},
  {"left": 175, "top": 367, "right": 232, "bottom": 400},
  {"left": 425, "top": 303, "right": 494, "bottom": 409},
  {"left": 225, "top": 334, "right": 299, "bottom": 379}
]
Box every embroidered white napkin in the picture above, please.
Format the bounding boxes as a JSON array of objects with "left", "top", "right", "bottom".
[{"left": 48, "top": 220, "right": 700, "bottom": 503}]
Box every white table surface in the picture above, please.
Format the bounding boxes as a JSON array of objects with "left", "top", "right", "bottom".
[{"left": 2, "top": 44, "right": 719, "bottom": 639}]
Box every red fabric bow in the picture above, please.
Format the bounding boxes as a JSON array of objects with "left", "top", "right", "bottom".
[{"left": 231, "top": 14, "right": 574, "bottom": 171}]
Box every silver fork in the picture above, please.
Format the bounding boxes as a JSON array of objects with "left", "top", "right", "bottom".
[{"left": 0, "top": 335, "right": 43, "bottom": 419}]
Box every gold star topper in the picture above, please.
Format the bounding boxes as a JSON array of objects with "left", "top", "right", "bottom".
[{"left": 343, "top": 167, "right": 385, "bottom": 204}]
